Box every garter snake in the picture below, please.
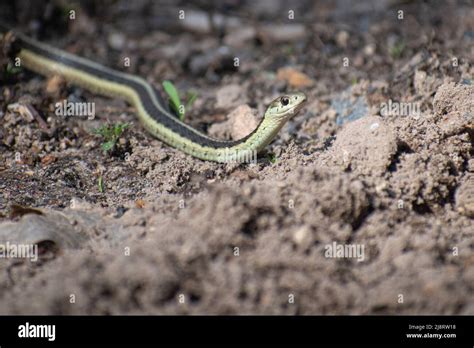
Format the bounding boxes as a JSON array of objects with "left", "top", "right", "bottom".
[{"left": 2, "top": 26, "right": 307, "bottom": 162}]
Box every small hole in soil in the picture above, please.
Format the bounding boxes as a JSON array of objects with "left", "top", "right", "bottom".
[
  {"left": 238, "top": 291, "right": 248, "bottom": 300},
  {"left": 189, "top": 293, "right": 201, "bottom": 303},
  {"left": 412, "top": 202, "right": 432, "bottom": 215},
  {"left": 37, "top": 240, "right": 59, "bottom": 258},
  {"left": 388, "top": 141, "right": 413, "bottom": 172}
]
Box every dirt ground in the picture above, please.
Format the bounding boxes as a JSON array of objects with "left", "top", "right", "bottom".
[{"left": 0, "top": 0, "right": 473, "bottom": 314}]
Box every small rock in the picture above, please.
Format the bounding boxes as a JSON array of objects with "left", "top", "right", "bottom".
[
  {"left": 108, "top": 32, "right": 126, "bottom": 50},
  {"left": 207, "top": 118, "right": 231, "bottom": 140},
  {"left": 336, "top": 30, "right": 350, "bottom": 48},
  {"left": 363, "top": 44, "right": 375, "bottom": 56},
  {"left": 258, "top": 24, "right": 305, "bottom": 43},
  {"left": 180, "top": 10, "right": 240, "bottom": 34},
  {"left": 329, "top": 116, "right": 397, "bottom": 175},
  {"left": 69, "top": 198, "right": 95, "bottom": 211},
  {"left": 229, "top": 105, "right": 259, "bottom": 140},
  {"left": 180, "top": 10, "right": 212, "bottom": 33},
  {"left": 292, "top": 225, "right": 313, "bottom": 248},
  {"left": 208, "top": 105, "right": 258, "bottom": 141},
  {"left": 224, "top": 27, "right": 256, "bottom": 47},
  {"left": 277, "top": 67, "right": 314, "bottom": 88},
  {"left": 369, "top": 122, "right": 380, "bottom": 131},
  {"left": 468, "top": 159, "right": 474, "bottom": 172},
  {"left": 216, "top": 84, "right": 246, "bottom": 110}
]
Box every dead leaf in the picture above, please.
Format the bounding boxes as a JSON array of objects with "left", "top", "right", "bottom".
[
  {"left": 7, "top": 103, "right": 49, "bottom": 131},
  {"left": 41, "top": 155, "right": 57, "bottom": 166},
  {"left": 277, "top": 67, "right": 314, "bottom": 88},
  {"left": 135, "top": 199, "right": 146, "bottom": 208},
  {"left": 46, "top": 75, "right": 65, "bottom": 95}
]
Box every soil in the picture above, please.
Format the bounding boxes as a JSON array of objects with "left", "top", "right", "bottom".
[{"left": 0, "top": 0, "right": 473, "bottom": 314}]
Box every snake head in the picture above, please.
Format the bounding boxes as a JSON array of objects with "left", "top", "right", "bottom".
[{"left": 265, "top": 92, "right": 307, "bottom": 120}]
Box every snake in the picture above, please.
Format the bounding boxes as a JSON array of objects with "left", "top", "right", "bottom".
[{"left": 2, "top": 25, "right": 307, "bottom": 162}]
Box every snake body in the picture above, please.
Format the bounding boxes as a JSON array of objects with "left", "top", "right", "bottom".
[{"left": 3, "top": 27, "right": 307, "bottom": 162}]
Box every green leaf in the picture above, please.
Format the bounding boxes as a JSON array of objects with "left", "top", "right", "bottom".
[
  {"left": 98, "top": 176, "right": 104, "bottom": 193},
  {"left": 267, "top": 153, "right": 277, "bottom": 164},
  {"left": 390, "top": 41, "right": 405, "bottom": 59},
  {"left": 93, "top": 122, "right": 129, "bottom": 154},
  {"left": 101, "top": 141, "right": 115, "bottom": 152},
  {"left": 162, "top": 81, "right": 198, "bottom": 121},
  {"left": 186, "top": 91, "right": 198, "bottom": 110},
  {"left": 282, "top": 44, "right": 294, "bottom": 55},
  {"left": 113, "top": 123, "right": 129, "bottom": 137},
  {"left": 162, "top": 80, "right": 182, "bottom": 112},
  {"left": 6, "top": 62, "right": 22, "bottom": 76}
]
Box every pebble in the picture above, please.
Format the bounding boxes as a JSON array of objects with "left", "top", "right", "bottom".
[
  {"left": 207, "top": 105, "right": 258, "bottom": 141},
  {"left": 363, "top": 44, "right": 376, "bottom": 56},
  {"left": 228, "top": 105, "right": 259, "bottom": 140},
  {"left": 336, "top": 30, "right": 350, "bottom": 48},
  {"left": 216, "top": 84, "right": 246, "bottom": 110},
  {"left": 292, "top": 225, "right": 313, "bottom": 248},
  {"left": 369, "top": 122, "right": 380, "bottom": 131},
  {"left": 467, "top": 159, "right": 474, "bottom": 172},
  {"left": 258, "top": 24, "right": 305, "bottom": 43},
  {"left": 224, "top": 27, "right": 256, "bottom": 47},
  {"left": 180, "top": 10, "right": 241, "bottom": 34},
  {"left": 108, "top": 32, "right": 126, "bottom": 50}
]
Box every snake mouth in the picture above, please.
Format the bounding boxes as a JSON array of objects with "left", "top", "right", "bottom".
[{"left": 287, "top": 94, "right": 307, "bottom": 117}]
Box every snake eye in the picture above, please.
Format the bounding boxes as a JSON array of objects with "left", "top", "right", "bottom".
[{"left": 281, "top": 97, "right": 289, "bottom": 106}]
